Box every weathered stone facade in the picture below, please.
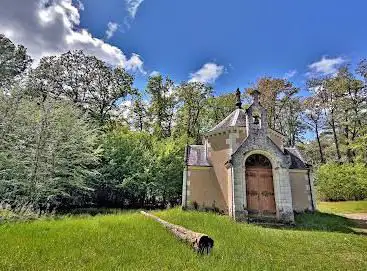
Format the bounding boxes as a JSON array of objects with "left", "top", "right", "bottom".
[{"left": 182, "top": 90, "right": 315, "bottom": 223}]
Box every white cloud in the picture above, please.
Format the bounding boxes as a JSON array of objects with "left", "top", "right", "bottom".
[
  {"left": 106, "top": 22, "right": 119, "bottom": 39},
  {"left": 308, "top": 56, "right": 346, "bottom": 76},
  {"left": 284, "top": 69, "right": 297, "bottom": 79},
  {"left": 189, "top": 63, "right": 224, "bottom": 84},
  {"left": 125, "top": 53, "right": 145, "bottom": 74},
  {"left": 76, "top": 0, "right": 84, "bottom": 11},
  {"left": 0, "top": 0, "right": 144, "bottom": 73},
  {"left": 149, "top": 70, "right": 160, "bottom": 77},
  {"left": 123, "top": 0, "right": 144, "bottom": 30},
  {"left": 125, "top": 0, "right": 144, "bottom": 18}
]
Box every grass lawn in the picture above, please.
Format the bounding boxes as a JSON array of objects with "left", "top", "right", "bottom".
[
  {"left": 0, "top": 209, "right": 366, "bottom": 270},
  {"left": 318, "top": 200, "right": 367, "bottom": 214}
]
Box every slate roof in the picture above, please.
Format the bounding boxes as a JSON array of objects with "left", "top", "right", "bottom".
[
  {"left": 208, "top": 108, "right": 247, "bottom": 133},
  {"left": 185, "top": 145, "right": 211, "bottom": 167},
  {"left": 284, "top": 147, "right": 310, "bottom": 169}
]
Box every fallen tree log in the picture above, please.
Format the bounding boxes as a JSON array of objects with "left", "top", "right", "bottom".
[{"left": 140, "top": 211, "right": 214, "bottom": 254}]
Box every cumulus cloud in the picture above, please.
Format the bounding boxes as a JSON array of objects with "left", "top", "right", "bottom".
[
  {"left": 284, "top": 69, "right": 297, "bottom": 79},
  {"left": 0, "top": 0, "right": 145, "bottom": 73},
  {"left": 105, "top": 22, "right": 119, "bottom": 39},
  {"left": 189, "top": 63, "right": 224, "bottom": 84},
  {"left": 308, "top": 56, "right": 346, "bottom": 76}
]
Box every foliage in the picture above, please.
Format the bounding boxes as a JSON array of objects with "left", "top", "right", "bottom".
[
  {"left": 316, "top": 163, "right": 367, "bottom": 201},
  {"left": 0, "top": 88, "right": 100, "bottom": 210},
  {"left": 247, "top": 78, "right": 306, "bottom": 146},
  {"left": 95, "top": 125, "right": 186, "bottom": 208},
  {"left": 174, "top": 81, "right": 212, "bottom": 143},
  {"left": 0, "top": 201, "right": 50, "bottom": 223},
  {"left": 146, "top": 74, "right": 177, "bottom": 138},
  {"left": 0, "top": 34, "right": 32, "bottom": 88},
  {"left": 27, "top": 50, "right": 134, "bottom": 124}
]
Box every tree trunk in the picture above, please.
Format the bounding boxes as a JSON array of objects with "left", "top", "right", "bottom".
[
  {"left": 141, "top": 211, "right": 214, "bottom": 254},
  {"left": 315, "top": 123, "right": 325, "bottom": 164},
  {"left": 330, "top": 115, "right": 342, "bottom": 162}
]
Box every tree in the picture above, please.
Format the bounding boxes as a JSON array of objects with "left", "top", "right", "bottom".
[
  {"left": 27, "top": 50, "right": 134, "bottom": 124},
  {"left": 303, "top": 96, "right": 326, "bottom": 163},
  {"left": 0, "top": 88, "right": 100, "bottom": 209},
  {"left": 0, "top": 34, "right": 32, "bottom": 88},
  {"left": 246, "top": 77, "right": 301, "bottom": 146},
  {"left": 175, "top": 82, "right": 212, "bottom": 143},
  {"left": 129, "top": 94, "right": 149, "bottom": 131},
  {"left": 146, "top": 75, "right": 177, "bottom": 138}
]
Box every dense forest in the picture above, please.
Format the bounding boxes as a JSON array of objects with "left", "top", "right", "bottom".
[{"left": 1, "top": 34, "right": 366, "bottom": 213}]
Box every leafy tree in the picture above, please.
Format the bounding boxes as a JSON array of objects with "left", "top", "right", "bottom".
[
  {"left": 0, "top": 88, "right": 100, "bottom": 209},
  {"left": 146, "top": 75, "right": 177, "bottom": 137},
  {"left": 303, "top": 96, "right": 326, "bottom": 163},
  {"left": 27, "top": 50, "right": 134, "bottom": 124},
  {"left": 0, "top": 34, "right": 32, "bottom": 88},
  {"left": 97, "top": 126, "right": 185, "bottom": 208},
  {"left": 246, "top": 77, "right": 302, "bottom": 146},
  {"left": 175, "top": 82, "right": 212, "bottom": 143},
  {"left": 129, "top": 94, "right": 149, "bottom": 131}
]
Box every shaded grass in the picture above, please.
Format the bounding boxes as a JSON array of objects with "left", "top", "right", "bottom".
[
  {"left": 0, "top": 209, "right": 366, "bottom": 270},
  {"left": 318, "top": 200, "right": 367, "bottom": 214},
  {"left": 294, "top": 211, "right": 360, "bottom": 234}
]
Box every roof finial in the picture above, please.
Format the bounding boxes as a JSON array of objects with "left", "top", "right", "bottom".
[{"left": 235, "top": 88, "right": 242, "bottom": 109}]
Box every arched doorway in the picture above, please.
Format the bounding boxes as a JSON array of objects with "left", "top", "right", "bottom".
[{"left": 245, "top": 154, "right": 276, "bottom": 216}]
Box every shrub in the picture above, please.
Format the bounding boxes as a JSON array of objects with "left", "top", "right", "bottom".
[
  {"left": 316, "top": 163, "right": 367, "bottom": 201},
  {"left": 0, "top": 201, "right": 53, "bottom": 223}
]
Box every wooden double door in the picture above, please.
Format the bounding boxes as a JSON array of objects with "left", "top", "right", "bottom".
[{"left": 245, "top": 167, "right": 276, "bottom": 216}]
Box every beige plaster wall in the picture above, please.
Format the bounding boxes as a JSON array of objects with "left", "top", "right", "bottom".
[
  {"left": 289, "top": 170, "right": 311, "bottom": 212},
  {"left": 187, "top": 166, "right": 227, "bottom": 212},
  {"left": 207, "top": 133, "right": 230, "bottom": 208}
]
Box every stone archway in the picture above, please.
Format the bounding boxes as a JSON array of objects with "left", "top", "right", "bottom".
[{"left": 245, "top": 154, "right": 276, "bottom": 217}]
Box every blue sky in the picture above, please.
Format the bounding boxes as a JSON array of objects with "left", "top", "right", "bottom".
[
  {"left": 79, "top": 0, "right": 367, "bottom": 95},
  {"left": 1, "top": 0, "right": 366, "bottom": 97}
]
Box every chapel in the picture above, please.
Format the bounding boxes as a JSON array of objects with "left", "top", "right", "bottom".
[{"left": 182, "top": 89, "right": 316, "bottom": 223}]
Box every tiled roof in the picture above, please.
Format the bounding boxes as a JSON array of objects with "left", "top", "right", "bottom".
[
  {"left": 284, "top": 147, "right": 309, "bottom": 169},
  {"left": 208, "top": 108, "right": 247, "bottom": 133},
  {"left": 185, "top": 145, "right": 211, "bottom": 167}
]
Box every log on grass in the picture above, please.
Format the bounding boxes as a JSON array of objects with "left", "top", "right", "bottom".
[{"left": 140, "top": 211, "right": 214, "bottom": 254}]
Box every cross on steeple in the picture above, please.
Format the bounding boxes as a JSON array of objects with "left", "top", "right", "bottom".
[{"left": 235, "top": 88, "right": 242, "bottom": 109}]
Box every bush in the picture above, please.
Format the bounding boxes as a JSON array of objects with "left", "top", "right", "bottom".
[
  {"left": 0, "top": 201, "right": 52, "bottom": 223},
  {"left": 316, "top": 163, "right": 367, "bottom": 201}
]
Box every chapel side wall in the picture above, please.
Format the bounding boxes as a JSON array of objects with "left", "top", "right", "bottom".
[
  {"left": 187, "top": 167, "right": 227, "bottom": 212},
  {"left": 207, "top": 133, "right": 231, "bottom": 209},
  {"left": 289, "top": 171, "right": 312, "bottom": 212}
]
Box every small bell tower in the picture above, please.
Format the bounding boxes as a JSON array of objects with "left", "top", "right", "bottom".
[{"left": 246, "top": 89, "right": 268, "bottom": 135}]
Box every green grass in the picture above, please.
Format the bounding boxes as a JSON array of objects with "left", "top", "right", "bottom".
[
  {"left": 318, "top": 200, "right": 367, "bottom": 214},
  {"left": 0, "top": 209, "right": 366, "bottom": 270}
]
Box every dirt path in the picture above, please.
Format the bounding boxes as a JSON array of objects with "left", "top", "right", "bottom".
[{"left": 342, "top": 213, "right": 367, "bottom": 233}]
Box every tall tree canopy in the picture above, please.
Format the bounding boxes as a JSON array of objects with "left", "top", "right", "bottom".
[
  {"left": 27, "top": 50, "right": 134, "bottom": 124},
  {"left": 0, "top": 34, "right": 32, "bottom": 88}
]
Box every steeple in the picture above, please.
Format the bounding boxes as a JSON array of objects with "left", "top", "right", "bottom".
[{"left": 235, "top": 88, "right": 242, "bottom": 109}]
